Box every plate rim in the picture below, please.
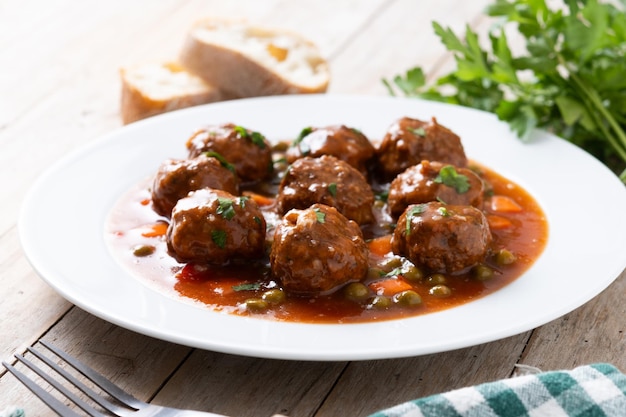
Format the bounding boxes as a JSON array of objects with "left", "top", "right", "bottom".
[{"left": 18, "top": 94, "right": 626, "bottom": 361}]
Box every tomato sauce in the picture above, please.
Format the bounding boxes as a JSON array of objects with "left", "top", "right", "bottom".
[{"left": 105, "top": 158, "right": 548, "bottom": 324}]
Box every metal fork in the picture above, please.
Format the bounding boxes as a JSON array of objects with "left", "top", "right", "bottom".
[{"left": 2, "top": 341, "right": 227, "bottom": 417}]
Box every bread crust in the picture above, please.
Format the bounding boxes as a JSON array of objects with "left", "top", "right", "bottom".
[
  {"left": 119, "top": 63, "right": 225, "bottom": 124},
  {"left": 179, "top": 19, "right": 330, "bottom": 97}
]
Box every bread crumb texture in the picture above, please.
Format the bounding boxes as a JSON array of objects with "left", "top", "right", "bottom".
[{"left": 120, "top": 19, "right": 329, "bottom": 124}]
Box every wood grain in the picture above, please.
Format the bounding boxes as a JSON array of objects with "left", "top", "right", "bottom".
[{"left": 1, "top": 1, "right": 625, "bottom": 416}]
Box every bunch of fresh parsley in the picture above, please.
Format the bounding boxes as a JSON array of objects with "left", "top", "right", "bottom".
[{"left": 384, "top": 0, "right": 626, "bottom": 183}]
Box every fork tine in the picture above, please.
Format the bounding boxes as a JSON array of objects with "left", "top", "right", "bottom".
[
  {"left": 25, "top": 347, "right": 131, "bottom": 416},
  {"left": 2, "top": 360, "right": 87, "bottom": 417},
  {"left": 40, "top": 341, "right": 146, "bottom": 410}
]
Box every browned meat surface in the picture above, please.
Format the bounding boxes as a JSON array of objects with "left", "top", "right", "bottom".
[
  {"left": 276, "top": 155, "right": 375, "bottom": 225},
  {"left": 387, "top": 160, "right": 484, "bottom": 217},
  {"left": 376, "top": 117, "right": 467, "bottom": 180},
  {"left": 270, "top": 204, "right": 369, "bottom": 296},
  {"left": 186, "top": 123, "right": 273, "bottom": 182},
  {"left": 392, "top": 201, "right": 492, "bottom": 273},
  {"left": 151, "top": 154, "right": 239, "bottom": 217},
  {"left": 286, "top": 125, "right": 375, "bottom": 175},
  {"left": 166, "top": 188, "right": 266, "bottom": 264}
]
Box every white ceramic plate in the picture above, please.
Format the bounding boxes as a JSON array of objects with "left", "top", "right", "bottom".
[{"left": 19, "top": 95, "right": 626, "bottom": 361}]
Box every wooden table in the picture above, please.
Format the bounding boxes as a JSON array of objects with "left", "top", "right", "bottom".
[{"left": 1, "top": 1, "right": 624, "bottom": 416}]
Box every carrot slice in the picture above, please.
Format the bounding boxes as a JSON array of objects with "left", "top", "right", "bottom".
[
  {"left": 140, "top": 222, "right": 168, "bottom": 237},
  {"left": 488, "top": 195, "right": 523, "bottom": 213},
  {"left": 243, "top": 191, "right": 274, "bottom": 206},
  {"left": 368, "top": 235, "right": 393, "bottom": 257},
  {"left": 487, "top": 214, "right": 513, "bottom": 230},
  {"left": 369, "top": 278, "right": 413, "bottom": 296}
]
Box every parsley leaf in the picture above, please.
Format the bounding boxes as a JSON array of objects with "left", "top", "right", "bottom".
[
  {"left": 375, "top": 190, "right": 389, "bottom": 202},
  {"left": 385, "top": 267, "right": 404, "bottom": 277},
  {"left": 211, "top": 230, "right": 227, "bottom": 249},
  {"left": 384, "top": 0, "right": 626, "bottom": 183},
  {"left": 409, "top": 127, "right": 426, "bottom": 137},
  {"left": 202, "top": 151, "right": 236, "bottom": 173},
  {"left": 234, "top": 125, "right": 267, "bottom": 149},
  {"left": 232, "top": 282, "right": 262, "bottom": 291},
  {"left": 313, "top": 207, "right": 326, "bottom": 223},
  {"left": 437, "top": 206, "right": 452, "bottom": 217},
  {"left": 292, "top": 127, "right": 313, "bottom": 155},
  {"left": 328, "top": 183, "right": 337, "bottom": 197},
  {"left": 237, "top": 196, "right": 249, "bottom": 209},
  {"left": 405, "top": 204, "right": 426, "bottom": 235},
  {"left": 434, "top": 165, "right": 471, "bottom": 193},
  {"left": 216, "top": 197, "right": 236, "bottom": 220}
]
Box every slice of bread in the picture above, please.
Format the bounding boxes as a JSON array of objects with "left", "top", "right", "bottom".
[
  {"left": 179, "top": 18, "right": 330, "bottom": 97},
  {"left": 120, "top": 62, "right": 227, "bottom": 124}
]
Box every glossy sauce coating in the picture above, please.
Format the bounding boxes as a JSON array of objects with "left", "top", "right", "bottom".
[{"left": 105, "top": 153, "right": 548, "bottom": 323}]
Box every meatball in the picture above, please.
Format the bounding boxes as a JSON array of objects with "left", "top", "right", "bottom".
[
  {"left": 286, "top": 125, "right": 375, "bottom": 175},
  {"left": 186, "top": 123, "right": 273, "bottom": 182},
  {"left": 376, "top": 117, "right": 467, "bottom": 180},
  {"left": 387, "top": 160, "right": 484, "bottom": 217},
  {"left": 166, "top": 188, "right": 266, "bottom": 265},
  {"left": 270, "top": 204, "right": 369, "bottom": 296},
  {"left": 276, "top": 155, "right": 375, "bottom": 225},
  {"left": 392, "top": 202, "right": 492, "bottom": 273},
  {"left": 151, "top": 154, "right": 239, "bottom": 217}
]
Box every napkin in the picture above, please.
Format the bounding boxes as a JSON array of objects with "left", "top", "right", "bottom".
[
  {"left": 0, "top": 407, "right": 24, "bottom": 417},
  {"left": 369, "top": 363, "right": 626, "bottom": 417}
]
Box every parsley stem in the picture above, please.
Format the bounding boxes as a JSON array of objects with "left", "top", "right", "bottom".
[{"left": 569, "top": 72, "right": 626, "bottom": 164}]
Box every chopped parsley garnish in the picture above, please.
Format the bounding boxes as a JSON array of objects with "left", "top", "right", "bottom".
[
  {"left": 232, "top": 282, "right": 262, "bottom": 291},
  {"left": 437, "top": 206, "right": 451, "bottom": 217},
  {"left": 385, "top": 267, "right": 404, "bottom": 277},
  {"left": 434, "top": 165, "right": 470, "bottom": 194},
  {"left": 409, "top": 127, "right": 426, "bottom": 137},
  {"left": 237, "top": 196, "right": 249, "bottom": 209},
  {"left": 328, "top": 182, "right": 337, "bottom": 197},
  {"left": 292, "top": 127, "right": 313, "bottom": 155},
  {"left": 294, "top": 127, "right": 313, "bottom": 144},
  {"left": 202, "top": 151, "right": 236, "bottom": 173},
  {"left": 234, "top": 125, "right": 266, "bottom": 149},
  {"left": 405, "top": 204, "right": 426, "bottom": 235},
  {"left": 216, "top": 197, "right": 236, "bottom": 220},
  {"left": 211, "top": 229, "right": 227, "bottom": 248},
  {"left": 375, "top": 190, "right": 389, "bottom": 202},
  {"left": 250, "top": 131, "right": 267, "bottom": 149},
  {"left": 313, "top": 207, "right": 326, "bottom": 224}
]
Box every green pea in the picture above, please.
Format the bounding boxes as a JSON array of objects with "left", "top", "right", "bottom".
[
  {"left": 368, "top": 295, "right": 392, "bottom": 309},
  {"left": 429, "top": 285, "right": 452, "bottom": 297},
  {"left": 244, "top": 298, "right": 269, "bottom": 312},
  {"left": 393, "top": 290, "right": 422, "bottom": 307},
  {"left": 495, "top": 249, "right": 517, "bottom": 265},
  {"left": 425, "top": 273, "right": 447, "bottom": 286},
  {"left": 133, "top": 244, "right": 155, "bottom": 257},
  {"left": 261, "top": 289, "right": 286, "bottom": 305},
  {"left": 380, "top": 256, "right": 403, "bottom": 273},
  {"left": 473, "top": 264, "right": 495, "bottom": 281},
  {"left": 343, "top": 282, "right": 370, "bottom": 302},
  {"left": 272, "top": 142, "right": 289, "bottom": 152},
  {"left": 367, "top": 267, "right": 385, "bottom": 280},
  {"left": 402, "top": 265, "right": 424, "bottom": 282}
]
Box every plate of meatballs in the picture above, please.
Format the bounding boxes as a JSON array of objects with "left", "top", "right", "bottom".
[{"left": 19, "top": 95, "right": 626, "bottom": 360}]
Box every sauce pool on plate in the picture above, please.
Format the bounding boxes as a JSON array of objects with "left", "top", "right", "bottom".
[{"left": 105, "top": 119, "right": 548, "bottom": 324}]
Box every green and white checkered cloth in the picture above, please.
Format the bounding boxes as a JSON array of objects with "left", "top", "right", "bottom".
[
  {"left": 369, "top": 363, "right": 626, "bottom": 417},
  {"left": 0, "top": 407, "right": 24, "bottom": 417}
]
